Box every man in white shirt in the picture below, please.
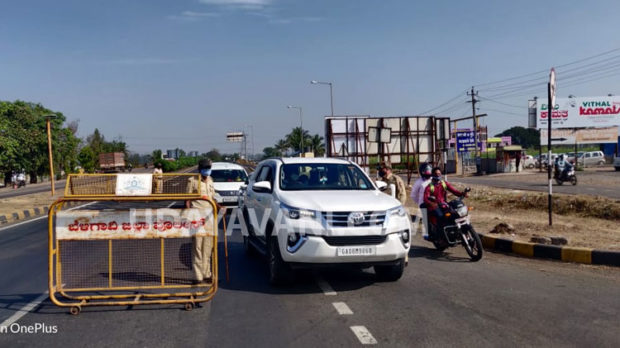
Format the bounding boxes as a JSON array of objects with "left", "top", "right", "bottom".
[{"left": 411, "top": 163, "right": 432, "bottom": 239}]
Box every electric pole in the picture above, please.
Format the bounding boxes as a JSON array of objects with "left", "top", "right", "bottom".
[{"left": 467, "top": 87, "right": 481, "bottom": 174}]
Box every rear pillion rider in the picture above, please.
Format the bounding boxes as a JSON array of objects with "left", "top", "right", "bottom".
[
  {"left": 411, "top": 163, "right": 432, "bottom": 239},
  {"left": 423, "top": 167, "right": 465, "bottom": 239}
]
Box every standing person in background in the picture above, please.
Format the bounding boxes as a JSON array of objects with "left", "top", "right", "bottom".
[
  {"left": 153, "top": 162, "right": 163, "bottom": 193},
  {"left": 411, "top": 163, "right": 433, "bottom": 239},
  {"left": 379, "top": 164, "right": 407, "bottom": 205}
]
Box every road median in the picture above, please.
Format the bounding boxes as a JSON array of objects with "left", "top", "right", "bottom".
[{"left": 480, "top": 233, "right": 620, "bottom": 267}]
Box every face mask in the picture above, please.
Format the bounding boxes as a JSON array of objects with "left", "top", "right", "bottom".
[
  {"left": 432, "top": 175, "right": 442, "bottom": 182},
  {"left": 200, "top": 169, "right": 211, "bottom": 177}
]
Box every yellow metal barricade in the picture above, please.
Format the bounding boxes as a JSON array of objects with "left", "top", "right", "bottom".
[{"left": 49, "top": 173, "right": 219, "bottom": 314}]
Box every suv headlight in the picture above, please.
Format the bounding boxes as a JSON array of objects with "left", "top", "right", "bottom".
[
  {"left": 280, "top": 203, "right": 316, "bottom": 219},
  {"left": 388, "top": 206, "right": 407, "bottom": 217}
]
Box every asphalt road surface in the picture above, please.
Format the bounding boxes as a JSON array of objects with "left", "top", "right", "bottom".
[
  {"left": 0, "top": 204, "right": 619, "bottom": 347},
  {"left": 449, "top": 170, "right": 620, "bottom": 200}
]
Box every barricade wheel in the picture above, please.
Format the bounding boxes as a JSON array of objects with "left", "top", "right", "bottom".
[
  {"left": 184, "top": 303, "right": 194, "bottom": 311},
  {"left": 70, "top": 306, "right": 81, "bottom": 316}
]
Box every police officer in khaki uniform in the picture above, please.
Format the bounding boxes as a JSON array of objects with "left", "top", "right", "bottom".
[
  {"left": 186, "top": 159, "right": 222, "bottom": 284},
  {"left": 379, "top": 164, "right": 407, "bottom": 205}
]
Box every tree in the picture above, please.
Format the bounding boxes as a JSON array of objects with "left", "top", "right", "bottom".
[
  {"left": 152, "top": 149, "right": 163, "bottom": 161},
  {"left": 78, "top": 146, "right": 96, "bottom": 173},
  {"left": 309, "top": 134, "right": 325, "bottom": 156},
  {"left": 262, "top": 146, "right": 280, "bottom": 159},
  {"left": 285, "top": 127, "right": 310, "bottom": 153},
  {"left": 205, "top": 149, "right": 222, "bottom": 162},
  {"left": 495, "top": 127, "right": 540, "bottom": 149},
  {"left": 274, "top": 139, "right": 289, "bottom": 155},
  {"left": 0, "top": 100, "right": 77, "bottom": 182}
]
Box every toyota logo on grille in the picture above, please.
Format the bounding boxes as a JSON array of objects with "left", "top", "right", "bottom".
[{"left": 348, "top": 212, "right": 365, "bottom": 226}]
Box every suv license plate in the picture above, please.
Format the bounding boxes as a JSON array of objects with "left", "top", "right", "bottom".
[
  {"left": 337, "top": 246, "right": 376, "bottom": 256},
  {"left": 223, "top": 196, "right": 237, "bottom": 202}
]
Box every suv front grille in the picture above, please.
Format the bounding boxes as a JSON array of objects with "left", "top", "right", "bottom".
[
  {"left": 216, "top": 190, "right": 238, "bottom": 197},
  {"left": 322, "top": 235, "right": 387, "bottom": 246},
  {"left": 322, "top": 211, "right": 386, "bottom": 227}
]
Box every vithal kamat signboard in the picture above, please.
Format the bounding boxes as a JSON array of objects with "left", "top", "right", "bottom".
[{"left": 538, "top": 96, "right": 620, "bottom": 128}]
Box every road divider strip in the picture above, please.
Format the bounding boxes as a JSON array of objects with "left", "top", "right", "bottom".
[
  {"left": 0, "top": 202, "right": 82, "bottom": 226},
  {"left": 480, "top": 234, "right": 620, "bottom": 267}
]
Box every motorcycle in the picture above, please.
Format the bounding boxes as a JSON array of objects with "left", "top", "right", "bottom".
[
  {"left": 554, "top": 165, "right": 577, "bottom": 186},
  {"left": 426, "top": 188, "right": 483, "bottom": 261}
]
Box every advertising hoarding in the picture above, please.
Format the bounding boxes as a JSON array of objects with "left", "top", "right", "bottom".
[
  {"left": 539, "top": 126, "right": 619, "bottom": 146},
  {"left": 538, "top": 96, "right": 620, "bottom": 128}
]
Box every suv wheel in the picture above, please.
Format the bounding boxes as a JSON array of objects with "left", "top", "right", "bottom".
[
  {"left": 374, "top": 258, "right": 405, "bottom": 282},
  {"left": 268, "top": 237, "right": 293, "bottom": 285}
]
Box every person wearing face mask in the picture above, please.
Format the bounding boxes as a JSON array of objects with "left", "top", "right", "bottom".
[
  {"left": 186, "top": 159, "right": 222, "bottom": 284},
  {"left": 411, "top": 163, "right": 433, "bottom": 239},
  {"left": 378, "top": 164, "right": 407, "bottom": 205},
  {"left": 423, "top": 167, "right": 465, "bottom": 240}
]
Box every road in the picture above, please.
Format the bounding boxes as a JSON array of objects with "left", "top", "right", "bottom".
[
  {"left": 448, "top": 170, "right": 620, "bottom": 200},
  {"left": 0, "top": 204, "right": 619, "bottom": 347}
]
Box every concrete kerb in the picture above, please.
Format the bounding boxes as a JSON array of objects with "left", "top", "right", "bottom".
[
  {"left": 0, "top": 202, "right": 78, "bottom": 225},
  {"left": 479, "top": 233, "right": 620, "bottom": 267}
]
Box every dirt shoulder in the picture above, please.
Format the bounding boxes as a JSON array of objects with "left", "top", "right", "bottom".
[
  {"left": 404, "top": 183, "right": 620, "bottom": 251},
  {"left": 0, "top": 191, "right": 63, "bottom": 217}
]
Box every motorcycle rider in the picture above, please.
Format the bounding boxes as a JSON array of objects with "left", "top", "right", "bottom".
[
  {"left": 554, "top": 154, "right": 571, "bottom": 181},
  {"left": 423, "top": 167, "right": 465, "bottom": 240},
  {"left": 411, "top": 163, "right": 432, "bottom": 239}
]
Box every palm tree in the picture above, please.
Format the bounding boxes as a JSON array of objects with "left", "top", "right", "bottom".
[
  {"left": 285, "top": 127, "right": 310, "bottom": 153},
  {"left": 310, "top": 134, "right": 325, "bottom": 156},
  {"left": 274, "top": 139, "right": 289, "bottom": 156}
]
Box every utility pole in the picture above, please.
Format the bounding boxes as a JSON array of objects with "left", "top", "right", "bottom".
[{"left": 467, "top": 87, "right": 481, "bottom": 174}]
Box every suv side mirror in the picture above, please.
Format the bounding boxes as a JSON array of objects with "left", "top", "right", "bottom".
[
  {"left": 375, "top": 181, "right": 387, "bottom": 191},
  {"left": 253, "top": 181, "right": 272, "bottom": 193}
]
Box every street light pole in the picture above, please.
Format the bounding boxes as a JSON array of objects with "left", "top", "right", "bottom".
[
  {"left": 287, "top": 106, "right": 304, "bottom": 155},
  {"left": 44, "top": 114, "right": 57, "bottom": 196},
  {"left": 311, "top": 80, "right": 334, "bottom": 117}
]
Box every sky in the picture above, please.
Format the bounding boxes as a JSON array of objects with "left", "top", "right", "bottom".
[{"left": 2, "top": 0, "right": 620, "bottom": 155}]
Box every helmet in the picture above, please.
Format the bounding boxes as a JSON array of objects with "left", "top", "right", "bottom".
[{"left": 419, "top": 163, "right": 432, "bottom": 179}]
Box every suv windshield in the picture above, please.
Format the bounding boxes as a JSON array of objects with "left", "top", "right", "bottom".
[
  {"left": 279, "top": 163, "right": 373, "bottom": 191},
  {"left": 211, "top": 169, "right": 247, "bottom": 183}
]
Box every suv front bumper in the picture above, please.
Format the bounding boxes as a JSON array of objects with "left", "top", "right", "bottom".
[{"left": 275, "top": 214, "right": 411, "bottom": 264}]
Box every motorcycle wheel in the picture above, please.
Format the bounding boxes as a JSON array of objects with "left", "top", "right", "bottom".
[
  {"left": 461, "top": 226, "right": 483, "bottom": 262},
  {"left": 571, "top": 176, "right": 577, "bottom": 186},
  {"left": 432, "top": 240, "right": 447, "bottom": 252},
  {"left": 555, "top": 178, "right": 563, "bottom": 186}
]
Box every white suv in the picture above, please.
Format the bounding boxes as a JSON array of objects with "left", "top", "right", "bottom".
[
  {"left": 239, "top": 158, "right": 411, "bottom": 284},
  {"left": 211, "top": 162, "right": 249, "bottom": 206}
]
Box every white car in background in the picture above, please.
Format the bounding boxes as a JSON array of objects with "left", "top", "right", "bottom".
[
  {"left": 239, "top": 157, "right": 411, "bottom": 284},
  {"left": 210, "top": 162, "right": 249, "bottom": 206}
]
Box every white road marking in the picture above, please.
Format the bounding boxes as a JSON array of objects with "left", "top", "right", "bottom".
[
  {"left": 0, "top": 291, "right": 49, "bottom": 328},
  {"left": 350, "top": 326, "right": 378, "bottom": 345},
  {"left": 315, "top": 276, "right": 337, "bottom": 296},
  {"left": 0, "top": 202, "right": 94, "bottom": 232},
  {"left": 332, "top": 302, "right": 353, "bottom": 315}
]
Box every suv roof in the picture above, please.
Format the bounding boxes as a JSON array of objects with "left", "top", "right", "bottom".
[
  {"left": 279, "top": 157, "right": 351, "bottom": 165},
  {"left": 211, "top": 162, "right": 245, "bottom": 170}
]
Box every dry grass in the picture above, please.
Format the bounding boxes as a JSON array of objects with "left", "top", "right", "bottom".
[
  {"left": 404, "top": 183, "right": 620, "bottom": 251},
  {"left": 0, "top": 191, "right": 62, "bottom": 216}
]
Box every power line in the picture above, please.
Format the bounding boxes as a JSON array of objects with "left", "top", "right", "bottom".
[
  {"left": 478, "top": 96, "right": 524, "bottom": 109},
  {"left": 416, "top": 90, "right": 468, "bottom": 115},
  {"left": 475, "top": 46, "right": 620, "bottom": 88}
]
